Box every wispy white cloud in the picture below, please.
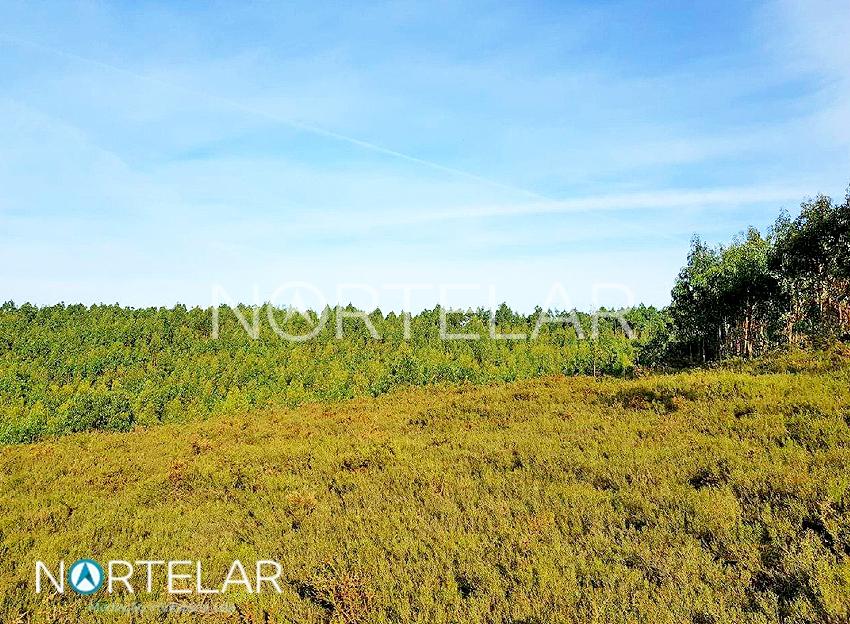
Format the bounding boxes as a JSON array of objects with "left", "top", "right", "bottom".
[{"left": 758, "top": 0, "right": 850, "bottom": 145}]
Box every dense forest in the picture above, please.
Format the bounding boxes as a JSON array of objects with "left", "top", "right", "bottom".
[
  {"left": 0, "top": 304, "right": 656, "bottom": 443},
  {"left": 0, "top": 189, "right": 848, "bottom": 443}
]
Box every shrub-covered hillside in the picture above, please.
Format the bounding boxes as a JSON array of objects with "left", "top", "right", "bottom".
[{"left": 1, "top": 352, "right": 849, "bottom": 623}]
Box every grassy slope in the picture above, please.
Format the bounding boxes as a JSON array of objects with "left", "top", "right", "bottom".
[{"left": 2, "top": 354, "right": 850, "bottom": 623}]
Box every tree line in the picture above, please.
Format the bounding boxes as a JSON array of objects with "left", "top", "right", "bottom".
[
  {"left": 0, "top": 303, "right": 656, "bottom": 443},
  {"left": 1, "top": 187, "right": 847, "bottom": 443},
  {"left": 652, "top": 189, "right": 850, "bottom": 365}
]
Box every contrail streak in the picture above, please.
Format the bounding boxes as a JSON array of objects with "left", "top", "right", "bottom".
[{"left": 0, "top": 34, "right": 809, "bottom": 243}]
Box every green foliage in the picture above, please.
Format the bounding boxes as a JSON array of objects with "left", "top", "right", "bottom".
[
  {"left": 61, "top": 388, "right": 134, "bottom": 433},
  {"left": 666, "top": 188, "right": 850, "bottom": 363},
  {"left": 772, "top": 193, "right": 850, "bottom": 342},
  {"left": 0, "top": 303, "right": 665, "bottom": 442}
]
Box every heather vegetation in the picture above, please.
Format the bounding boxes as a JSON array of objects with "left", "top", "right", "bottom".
[
  {"left": 2, "top": 350, "right": 849, "bottom": 623},
  {"left": 1, "top": 189, "right": 850, "bottom": 622}
]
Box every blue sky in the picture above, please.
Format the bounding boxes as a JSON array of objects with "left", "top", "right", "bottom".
[{"left": 1, "top": 0, "right": 848, "bottom": 311}]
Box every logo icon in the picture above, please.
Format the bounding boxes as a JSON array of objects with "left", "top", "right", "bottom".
[{"left": 67, "top": 559, "right": 104, "bottom": 595}]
